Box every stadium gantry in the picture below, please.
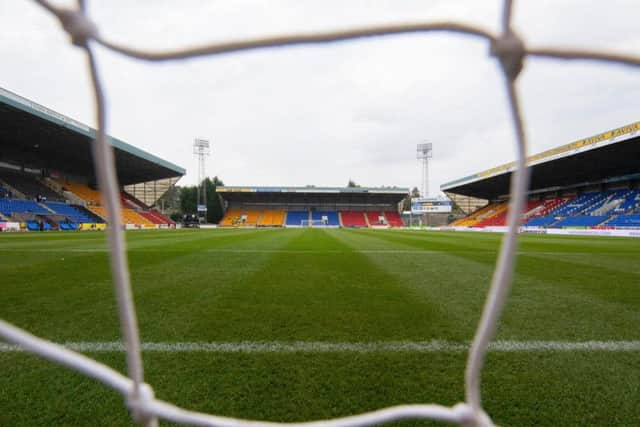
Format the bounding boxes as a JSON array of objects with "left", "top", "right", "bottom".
[
  {"left": 443, "top": 121, "right": 640, "bottom": 235},
  {"left": 0, "top": 87, "right": 184, "bottom": 231},
  {"left": 216, "top": 186, "right": 408, "bottom": 228}
]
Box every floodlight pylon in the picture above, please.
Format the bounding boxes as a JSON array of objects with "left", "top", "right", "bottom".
[
  {"left": 417, "top": 142, "right": 433, "bottom": 197},
  {"left": 193, "top": 138, "right": 210, "bottom": 223}
]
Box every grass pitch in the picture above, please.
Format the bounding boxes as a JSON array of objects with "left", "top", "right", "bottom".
[{"left": 1, "top": 228, "right": 639, "bottom": 426}]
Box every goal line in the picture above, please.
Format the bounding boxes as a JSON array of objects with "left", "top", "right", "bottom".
[{"left": 2, "top": 340, "right": 639, "bottom": 353}]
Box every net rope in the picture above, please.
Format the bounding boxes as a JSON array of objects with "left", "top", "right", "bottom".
[{"left": 1, "top": 1, "right": 639, "bottom": 426}]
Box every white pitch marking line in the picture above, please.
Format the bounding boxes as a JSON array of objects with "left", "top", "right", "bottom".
[
  {"left": 1, "top": 340, "right": 640, "bottom": 353},
  {"left": 0, "top": 248, "right": 620, "bottom": 255}
]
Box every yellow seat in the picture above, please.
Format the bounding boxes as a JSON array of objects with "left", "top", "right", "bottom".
[
  {"left": 451, "top": 202, "right": 507, "bottom": 226},
  {"left": 90, "top": 206, "right": 155, "bottom": 227},
  {"left": 258, "top": 209, "right": 285, "bottom": 226},
  {"left": 244, "top": 209, "right": 260, "bottom": 226},
  {"left": 220, "top": 208, "right": 242, "bottom": 226},
  {"left": 57, "top": 180, "right": 101, "bottom": 205}
]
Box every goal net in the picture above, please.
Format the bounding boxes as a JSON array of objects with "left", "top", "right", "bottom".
[{"left": 2, "top": 1, "right": 638, "bottom": 427}]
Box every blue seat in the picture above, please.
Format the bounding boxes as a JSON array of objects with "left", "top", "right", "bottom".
[
  {"left": 45, "top": 201, "right": 97, "bottom": 223},
  {"left": 0, "top": 198, "right": 50, "bottom": 216},
  {"left": 605, "top": 214, "right": 640, "bottom": 228},
  {"left": 550, "top": 192, "right": 605, "bottom": 217},
  {"left": 524, "top": 216, "right": 556, "bottom": 227},
  {"left": 285, "top": 211, "right": 309, "bottom": 226},
  {"left": 553, "top": 215, "right": 608, "bottom": 228},
  {"left": 311, "top": 211, "right": 339, "bottom": 226}
]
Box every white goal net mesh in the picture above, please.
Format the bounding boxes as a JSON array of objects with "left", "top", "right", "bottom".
[{"left": 1, "top": 1, "right": 639, "bottom": 426}]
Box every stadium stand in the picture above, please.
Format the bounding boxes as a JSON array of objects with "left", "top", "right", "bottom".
[
  {"left": 156, "top": 210, "right": 175, "bottom": 226},
  {"left": 0, "top": 198, "right": 51, "bottom": 216},
  {"left": 340, "top": 211, "right": 367, "bottom": 228},
  {"left": 553, "top": 215, "right": 609, "bottom": 228},
  {"left": 522, "top": 215, "right": 557, "bottom": 227},
  {"left": 124, "top": 209, "right": 155, "bottom": 227},
  {"left": 366, "top": 211, "right": 386, "bottom": 226},
  {"left": 217, "top": 186, "right": 407, "bottom": 228},
  {"left": 474, "top": 207, "right": 509, "bottom": 227},
  {"left": 0, "top": 87, "right": 184, "bottom": 232},
  {"left": 0, "top": 169, "right": 63, "bottom": 201},
  {"left": 525, "top": 197, "right": 572, "bottom": 219},
  {"left": 452, "top": 189, "right": 640, "bottom": 229},
  {"left": 139, "top": 210, "right": 175, "bottom": 226},
  {"left": 451, "top": 202, "right": 507, "bottom": 227},
  {"left": 442, "top": 121, "right": 640, "bottom": 232},
  {"left": 122, "top": 191, "right": 150, "bottom": 210},
  {"left": 605, "top": 214, "right": 640, "bottom": 228},
  {"left": 543, "top": 192, "right": 605, "bottom": 217},
  {"left": 121, "top": 195, "right": 141, "bottom": 210},
  {"left": 285, "top": 210, "right": 309, "bottom": 226},
  {"left": 57, "top": 180, "right": 102, "bottom": 205},
  {"left": 244, "top": 209, "right": 261, "bottom": 226},
  {"left": 477, "top": 200, "right": 545, "bottom": 227},
  {"left": 580, "top": 190, "right": 627, "bottom": 216},
  {"left": 90, "top": 206, "right": 155, "bottom": 227},
  {"left": 0, "top": 182, "right": 9, "bottom": 199},
  {"left": 384, "top": 211, "right": 404, "bottom": 227},
  {"left": 258, "top": 209, "right": 285, "bottom": 227},
  {"left": 45, "top": 201, "right": 99, "bottom": 224},
  {"left": 519, "top": 199, "right": 544, "bottom": 221},
  {"left": 612, "top": 190, "right": 640, "bottom": 214},
  {"left": 219, "top": 208, "right": 242, "bottom": 226},
  {"left": 311, "top": 210, "right": 339, "bottom": 226},
  {"left": 450, "top": 204, "right": 490, "bottom": 226}
]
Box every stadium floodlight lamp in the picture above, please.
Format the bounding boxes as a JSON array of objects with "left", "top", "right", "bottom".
[
  {"left": 416, "top": 142, "right": 433, "bottom": 159},
  {"left": 193, "top": 138, "right": 211, "bottom": 223},
  {"left": 193, "top": 138, "right": 210, "bottom": 155},
  {"left": 417, "top": 142, "right": 433, "bottom": 197}
]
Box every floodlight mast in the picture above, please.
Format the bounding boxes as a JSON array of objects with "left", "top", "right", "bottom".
[
  {"left": 416, "top": 142, "right": 433, "bottom": 198},
  {"left": 193, "top": 138, "right": 210, "bottom": 223}
]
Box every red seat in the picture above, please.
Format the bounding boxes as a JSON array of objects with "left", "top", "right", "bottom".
[{"left": 341, "top": 211, "right": 367, "bottom": 227}]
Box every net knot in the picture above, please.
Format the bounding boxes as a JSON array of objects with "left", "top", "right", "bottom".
[
  {"left": 452, "top": 403, "right": 494, "bottom": 427},
  {"left": 491, "top": 30, "right": 525, "bottom": 81},
  {"left": 57, "top": 8, "right": 98, "bottom": 47},
  {"left": 126, "top": 383, "right": 157, "bottom": 426}
]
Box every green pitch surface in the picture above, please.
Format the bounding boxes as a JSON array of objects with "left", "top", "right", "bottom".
[{"left": 1, "top": 228, "right": 639, "bottom": 426}]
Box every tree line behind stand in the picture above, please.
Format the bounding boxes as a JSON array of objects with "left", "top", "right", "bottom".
[{"left": 161, "top": 176, "right": 225, "bottom": 224}]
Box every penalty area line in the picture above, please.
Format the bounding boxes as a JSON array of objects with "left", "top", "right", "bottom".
[{"left": 1, "top": 340, "right": 640, "bottom": 353}]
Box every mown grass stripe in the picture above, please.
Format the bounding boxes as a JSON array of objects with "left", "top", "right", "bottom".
[{"left": 2, "top": 340, "right": 640, "bottom": 353}]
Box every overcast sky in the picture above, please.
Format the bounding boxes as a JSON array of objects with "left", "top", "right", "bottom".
[{"left": 2, "top": 0, "right": 639, "bottom": 194}]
